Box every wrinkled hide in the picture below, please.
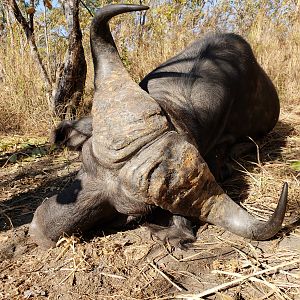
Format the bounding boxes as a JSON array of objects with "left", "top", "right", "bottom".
[{"left": 30, "top": 4, "right": 288, "bottom": 249}]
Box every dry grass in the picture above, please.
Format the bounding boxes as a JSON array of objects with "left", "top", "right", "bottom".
[
  {"left": 1, "top": 0, "right": 299, "bottom": 134},
  {"left": 0, "top": 26, "right": 52, "bottom": 135},
  {"left": 247, "top": 8, "right": 300, "bottom": 106}
]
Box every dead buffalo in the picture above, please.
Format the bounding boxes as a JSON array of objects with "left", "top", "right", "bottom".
[{"left": 29, "top": 4, "right": 288, "bottom": 248}]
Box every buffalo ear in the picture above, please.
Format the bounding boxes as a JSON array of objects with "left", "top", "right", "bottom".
[
  {"left": 52, "top": 118, "right": 93, "bottom": 151},
  {"left": 51, "top": 120, "right": 73, "bottom": 147}
]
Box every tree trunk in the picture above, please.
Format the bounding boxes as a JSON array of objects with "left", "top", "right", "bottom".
[
  {"left": 6, "top": 0, "right": 86, "bottom": 119},
  {"left": 52, "top": 0, "right": 87, "bottom": 119}
]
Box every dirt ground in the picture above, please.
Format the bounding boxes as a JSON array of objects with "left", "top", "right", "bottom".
[{"left": 0, "top": 106, "right": 299, "bottom": 300}]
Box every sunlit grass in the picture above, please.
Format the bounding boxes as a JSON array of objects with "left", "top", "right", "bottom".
[{"left": 0, "top": 0, "right": 299, "bottom": 134}]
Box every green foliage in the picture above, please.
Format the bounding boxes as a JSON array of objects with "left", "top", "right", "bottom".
[
  {"left": 8, "top": 153, "right": 18, "bottom": 163},
  {"left": 0, "top": 136, "right": 49, "bottom": 166},
  {"left": 290, "top": 161, "right": 300, "bottom": 172}
]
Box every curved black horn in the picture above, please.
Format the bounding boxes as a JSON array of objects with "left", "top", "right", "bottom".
[
  {"left": 90, "top": 4, "right": 149, "bottom": 86},
  {"left": 206, "top": 182, "right": 288, "bottom": 240}
]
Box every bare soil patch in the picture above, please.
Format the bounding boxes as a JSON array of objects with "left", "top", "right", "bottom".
[{"left": 0, "top": 106, "right": 299, "bottom": 300}]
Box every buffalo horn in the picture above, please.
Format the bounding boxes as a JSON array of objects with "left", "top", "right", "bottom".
[
  {"left": 90, "top": 4, "right": 149, "bottom": 87},
  {"left": 206, "top": 182, "right": 288, "bottom": 240}
]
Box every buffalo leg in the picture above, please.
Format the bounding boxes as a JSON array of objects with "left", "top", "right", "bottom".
[{"left": 147, "top": 214, "right": 197, "bottom": 249}]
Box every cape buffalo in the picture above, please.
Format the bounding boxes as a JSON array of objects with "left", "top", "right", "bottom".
[{"left": 29, "top": 4, "right": 288, "bottom": 249}]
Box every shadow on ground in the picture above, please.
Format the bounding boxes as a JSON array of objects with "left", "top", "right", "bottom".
[
  {"left": 222, "top": 120, "right": 295, "bottom": 202},
  {"left": 0, "top": 149, "right": 79, "bottom": 231},
  {"left": 0, "top": 143, "right": 49, "bottom": 168},
  {"left": 0, "top": 117, "right": 299, "bottom": 299}
]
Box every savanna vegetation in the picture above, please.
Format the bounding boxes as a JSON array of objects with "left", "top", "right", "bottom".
[
  {"left": 0, "top": 1, "right": 299, "bottom": 299},
  {"left": 0, "top": 0, "right": 299, "bottom": 134}
]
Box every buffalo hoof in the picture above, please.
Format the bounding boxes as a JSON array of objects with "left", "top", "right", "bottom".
[{"left": 147, "top": 223, "right": 196, "bottom": 250}]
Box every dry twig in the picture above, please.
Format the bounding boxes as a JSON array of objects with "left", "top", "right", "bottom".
[
  {"left": 149, "top": 261, "right": 183, "bottom": 292},
  {"left": 175, "top": 259, "right": 300, "bottom": 299}
]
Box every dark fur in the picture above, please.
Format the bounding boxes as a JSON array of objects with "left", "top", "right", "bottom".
[
  {"left": 58, "top": 34, "right": 278, "bottom": 174},
  {"left": 140, "top": 33, "right": 279, "bottom": 155},
  {"left": 52, "top": 116, "right": 92, "bottom": 150}
]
